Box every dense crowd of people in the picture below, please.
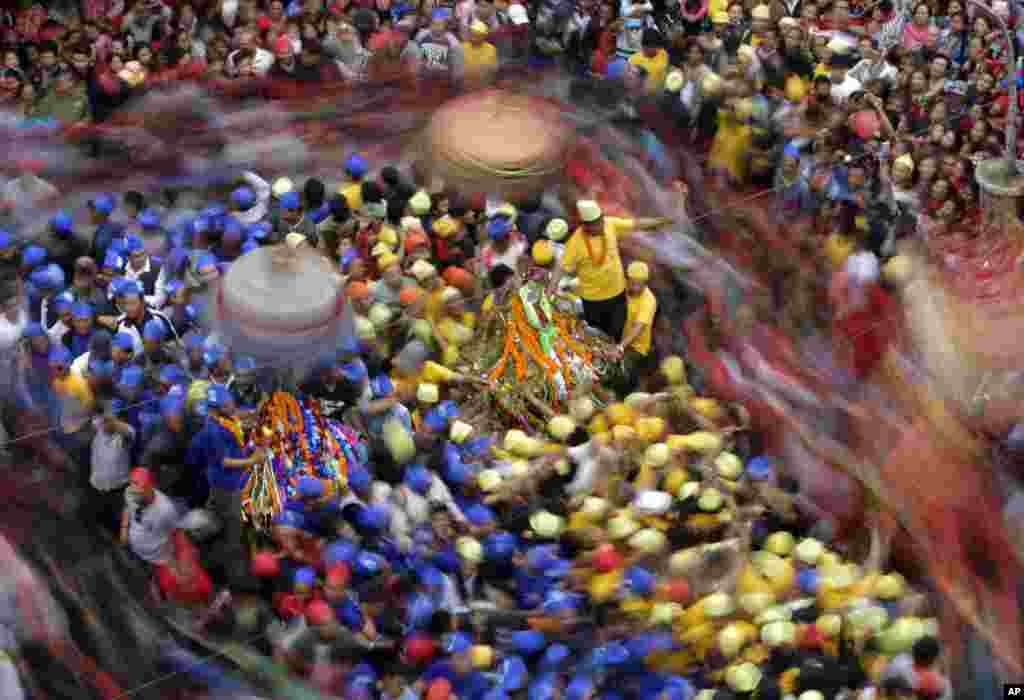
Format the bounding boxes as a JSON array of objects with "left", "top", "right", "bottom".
[{"left": 2, "top": 0, "right": 1022, "bottom": 698}]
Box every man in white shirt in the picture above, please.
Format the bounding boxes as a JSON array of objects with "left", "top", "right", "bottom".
[
  {"left": 121, "top": 468, "right": 181, "bottom": 566},
  {"left": 226, "top": 29, "right": 275, "bottom": 76},
  {"left": 89, "top": 401, "right": 136, "bottom": 531}
]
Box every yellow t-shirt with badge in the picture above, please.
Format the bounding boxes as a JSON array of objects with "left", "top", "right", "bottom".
[
  {"left": 339, "top": 182, "right": 363, "bottom": 211},
  {"left": 625, "top": 287, "right": 657, "bottom": 355},
  {"left": 561, "top": 217, "right": 635, "bottom": 301},
  {"left": 629, "top": 49, "right": 669, "bottom": 94},
  {"left": 462, "top": 40, "right": 498, "bottom": 77}
]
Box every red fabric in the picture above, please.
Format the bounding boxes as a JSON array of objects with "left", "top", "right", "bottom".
[
  {"left": 156, "top": 532, "right": 213, "bottom": 606},
  {"left": 832, "top": 284, "right": 896, "bottom": 378}
]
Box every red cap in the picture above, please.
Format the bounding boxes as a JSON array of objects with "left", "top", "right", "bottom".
[
  {"left": 305, "top": 599, "right": 335, "bottom": 626},
  {"left": 593, "top": 543, "right": 623, "bottom": 573},
  {"left": 346, "top": 281, "right": 370, "bottom": 300},
  {"left": 130, "top": 467, "right": 155, "bottom": 490},
  {"left": 325, "top": 563, "right": 351, "bottom": 588},
  {"left": 404, "top": 635, "right": 437, "bottom": 664},
  {"left": 442, "top": 267, "right": 473, "bottom": 293},
  {"left": 404, "top": 231, "right": 429, "bottom": 253},
  {"left": 258, "top": 16, "right": 272, "bottom": 30},
  {"left": 274, "top": 35, "right": 293, "bottom": 55},
  {"left": 16, "top": 159, "right": 45, "bottom": 174},
  {"left": 427, "top": 678, "right": 452, "bottom": 700},
  {"left": 252, "top": 550, "right": 281, "bottom": 578},
  {"left": 399, "top": 286, "right": 422, "bottom": 306},
  {"left": 660, "top": 578, "right": 690, "bottom": 604}
]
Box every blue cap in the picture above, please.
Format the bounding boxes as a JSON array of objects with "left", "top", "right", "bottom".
[
  {"left": 293, "top": 566, "right": 317, "bottom": 588},
  {"left": 124, "top": 234, "right": 144, "bottom": 253},
  {"left": 116, "top": 280, "right": 143, "bottom": 298},
  {"left": 118, "top": 364, "right": 144, "bottom": 387},
  {"left": 566, "top": 677, "right": 594, "bottom": 700},
  {"left": 0, "top": 230, "right": 11, "bottom": 248},
  {"left": 21, "top": 245, "right": 47, "bottom": 269},
  {"left": 340, "top": 360, "right": 368, "bottom": 385},
  {"left": 274, "top": 509, "right": 307, "bottom": 530},
  {"left": 359, "top": 504, "right": 391, "bottom": 531},
  {"left": 541, "top": 644, "right": 571, "bottom": 670},
  {"left": 246, "top": 222, "right": 271, "bottom": 240},
  {"left": 91, "top": 194, "right": 116, "bottom": 215},
  {"left": 138, "top": 208, "right": 161, "bottom": 228},
  {"left": 24, "top": 322, "right": 45, "bottom": 338},
  {"left": 143, "top": 319, "right": 167, "bottom": 342},
  {"left": 607, "top": 58, "right": 628, "bottom": 79},
  {"left": 797, "top": 567, "right": 819, "bottom": 594},
  {"left": 48, "top": 346, "right": 71, "bottom": 366},
  {"left": 231, "top": 187, "right": 256, "bottom": 209},
  {"left": 30, "top": 263, "right": 64, "bottom": 290},
  {"left": 164, "top": 279, "right": 184, "bottom": 298},
  {"left": 70, "top": 302, "right": 94, "bottom": 320},
  {"left": 431, "top": 7, "right": 452, "bottom": 20},
  {"left": 625, "top": 566, "right": 656, "bottom": 597},
  {"left": 102, "top": 251, "right": 124, "bottom": 271},
  {"left": 405, "top": 464, "right": 433, "bottom": 495},
  {"left": 746, "top": 455, "right": 774, "bottom": 481},
  {"left": 348, "top": 465, "right": 371, "bottom": 492},
  {"left": 222, "top": 216, "right": 242, "bottom": 241},
  {"left": 53, "top": 290, "right": 75, "bottom": 310},
  {"left": 88, "top": 358, "right": 115, "bottom": 378},
  {"left": 344, "top": 153, "right": 369, "bottom": 178},
  {"left": 498, "top": 656, "right": 528, "bottom": 692},
  {"left": 158, "top": 364, "right": 183, "bottom": 384},
  {"left": 200, "top": 205, "right": 226, "bottom": 221},
  {"left": 407, "top": 592, "right": 435, "bottom": 628},
  {"left": 444, "top": 632, "right": 472, "bottom": 655},
  {"left": 354, "top": 550, "right": 384, "bottom": 578},
  {"left": 51, "top": 210, "right": 73, "bottom": 233},
  {"left": 184, "top": 333, "right": 206, "bottom": 350},
  {"left": 279, "top": 191, "right": 301, "bottom": 211},
  {"left": 484, "top": 531, "right": 518, "bottom": 561},
  {"left": 298, "top": 476, "right": 326, "bottom": 499},
  {"left": 235, "top": 355, "right": 258, "bottom": 372},
  {"left": 487, "top": 216, "right": 512, "bottom": 241},
  {"left": 206, "top": 383, "right": 234, "bottom": 408},
  {"left": 783, "top": 141, "right": 803, "bottom": 160},
  {"left": 203, "top": 344, "right": 227, "bottom": 367},
  {"left": 159, "top": 393, "right": 185, "bottom": 417},
  {"left": 511, "top": 630, "right": 547, "bottom": 655},
  {"left": 324, "top": 539, "right": 358, "bottom": 566},
  {"left": 194, "top": 252, "right": 218, "bottom": 272},
  {"left": 241, "top": 239, "right": 259, "bottom": 254},
  {"left": 112, "top": 331, "right": 135, "bottom": 350}
]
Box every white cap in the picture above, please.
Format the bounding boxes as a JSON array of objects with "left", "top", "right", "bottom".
[
  {"left": 577, "top": 200, "right": 603, "bottom": 223},
  {"left": 417, "top": 383, "right": 440, "bottom": 404},
  {"left": 508, "top": 4, "right": 529, "bottom": 25},
  {"left": 285, "top": 232, "right": 307, "bottom": 249},
  {"left": 272, "top": 177, "right": 294, "bottom": 197},
  {"left": 411, "top": 260, "right": 437, "bottom": 281},
  {"left": 845, "top": 251, "right": 881, "bottom": 284},
  {"left": 545, "top": 218, "right": 569, "bottom": 241}
]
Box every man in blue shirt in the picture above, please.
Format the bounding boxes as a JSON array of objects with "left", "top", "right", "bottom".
[{"left": 187, "top": 384, "right": 266, "bottom": 584}]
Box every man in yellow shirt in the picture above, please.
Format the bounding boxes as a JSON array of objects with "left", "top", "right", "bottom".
[
  {"left": 629, "top": 31, "right": 669, "bottom": 94},
  {"left": 338, "top": 152, "right": 368, "bottom": 210},
  {"left": 548, "top": 200, "right": 669, "bottom": 341},
  {"left": 461, "top": 20, "right": 498, "bottom": 87}
]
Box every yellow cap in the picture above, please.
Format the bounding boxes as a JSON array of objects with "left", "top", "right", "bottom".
[
  {"left": 764, "top": 531, "right": 796, "bottom": 557},
  {"left": 570, "top": 397, "right": 596, "bottom": 422},
  {"left": 712, "top": 11, "right": 729, "bottom": 22},
  {"left": 636, "top": 416, "right": 666, "bottom": 442},
  {"left": 532, "top": 240, "right": 555, "bottom": 266},
  {"left": 627, "top": 261, "right": 650, "bottom": 282},
  {"left": 725, "top": 663, "right": 762, "bottom": 693},
  {"left": 545, "top": 218, "right": 569, "bottom": 241},
  {"left": 469, "top": 644, "right": 494, "bottom": 669},
  {"left": 660, "top": 355, "right": 686, "bottom": 385},
  {"left": 530, "top": 510, "right": 565, "bottom": 538},
  {"left": 874, "top": 573, "right": 906, "bottom": 600},
  {"left": 378, "top": 252, "right": 399, "bottom": 270},
  {"left": 477, "top": 469, "right": 502, "bottom": 492},
  {"left": 665, "top": 70, "right": 684, "bottom": 93},
  {"left": 433, "top": 214, "right": 459, "bottom": 239},
  {"left": 719, "top": 624, "right": 747, "bottom": 658},
  {"left": 605, "top": 402, "right": 636, "bottom": 427},
  {"left": 644, "top": 443, "right": 670, "bottom": 467},
  {"left": 698, "top": 488, "right": 724, "bottom": 512},
  {"left": 703, "top": 592, "right": 734, "bottom": 618},
  {"left": 410, "top": 190, "right": 432, "bottom": 215},
  {"left": 715, "top": 451, "right": 743, "bottom": 479},
  {"left": 470, "top": 19, "right": 489, "bottom": 34},
  {"left": 457, "top": 536, "right": 484, "bottom": 562},
  {"left": 548, "top": 415, "right": 577, "bottom": 441},
  {"left": 417, "top": 383, "right": 440, "bottom": 404},
  {"left": 894, "top": 153, "right": 915, "bottom": 172}
]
